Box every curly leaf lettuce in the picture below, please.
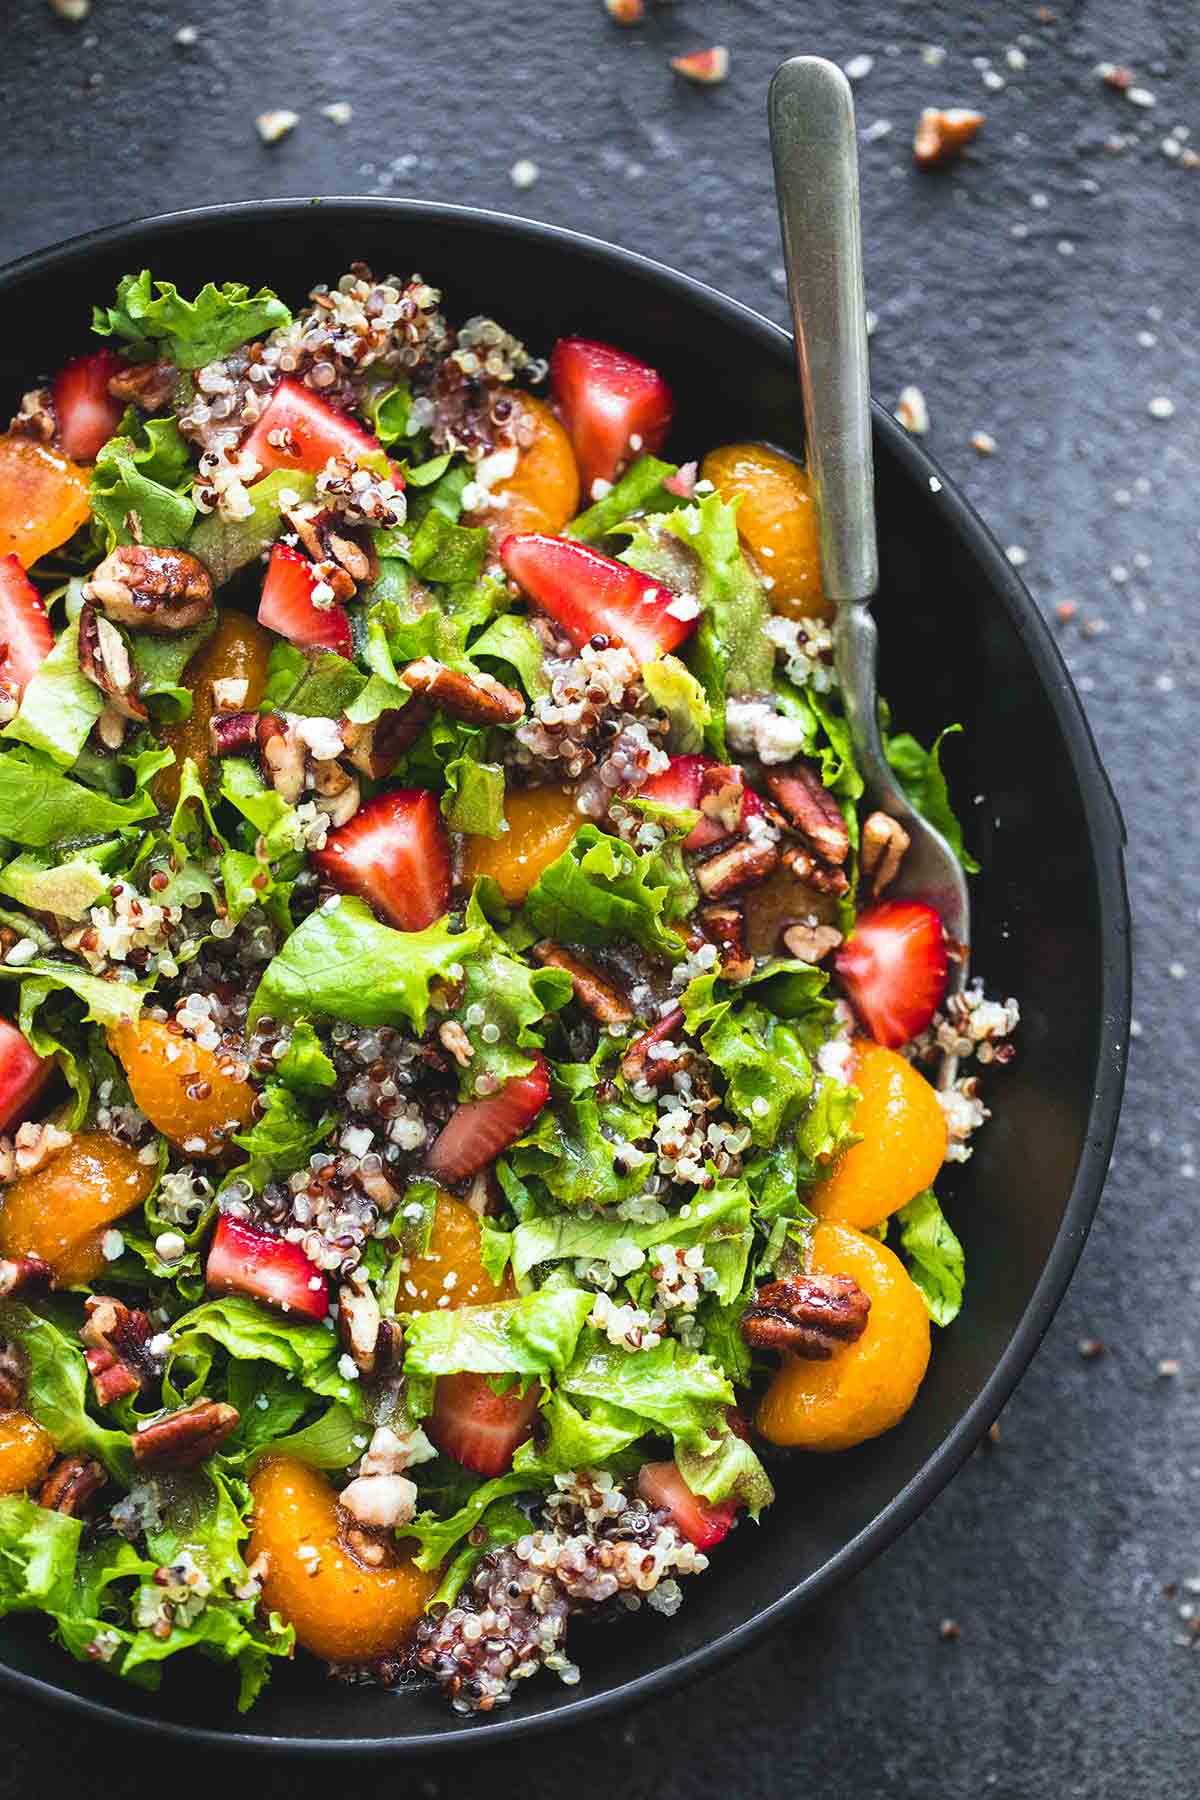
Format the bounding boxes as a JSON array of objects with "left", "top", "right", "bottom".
[
  {"left": 523, "top": 824, "right": 688, "bottom": 959},
  {"left": 0, "top": 748, "right": 155, "bottom": 845},
  {"left": 894, "top": 1189, "right": 965, "bottom": 1325},
  {"left": 402, "top": 1289, "right": 595, "bottom": 1380},
  {"left": 2, "top": 623, "right": 104, "bottom": 767},
  {"left": 92, "top": 271, "right": 291, "bottom": 369}
]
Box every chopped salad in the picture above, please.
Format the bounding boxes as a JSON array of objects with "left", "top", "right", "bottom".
[{"left": 0, "top": 265, "right": 1017, "bottom": 1716}]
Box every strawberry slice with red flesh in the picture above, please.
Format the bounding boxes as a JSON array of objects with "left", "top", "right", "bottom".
[
  {"left": 0, "top": 556, "right": 54, "bottom": 695},
  {"left": 312, "top": 788, "right": 450, "bottom": 932},
  {"left": 834, "top": 899, "right": 949, "bottom": 1050},
  {"left": 638, "top": 756, "right": 750, "bottom": 850},
  {"left": 51, "top": 349, "right": 127, "bottom": 462},
  {"left": 0, "top": 1019, "right": 54, "bottom": 1134},
  {"left": 240, "top": 376, "right": 384, "bottom": 480},
  {"left": 500, "top": 533, "right": 697, "bottom": 665},
  {"left": 549, "top": 337, "right": 673, "bottom": 493},
  {"left": 426, "top": 1054, "right": 551, "bottom": 1185},
  {"left": 430, "top": 1371, "right": 541, "bottom": 1477},
  {"left": 637, "top": 1460, "right": 739, "bottom": 1551},
  {"left": 206, "top": 1215, "right": 328, "bottom": 1321},
  {"left": 258, "top": 543, "right": 352, "bottom": 655}
]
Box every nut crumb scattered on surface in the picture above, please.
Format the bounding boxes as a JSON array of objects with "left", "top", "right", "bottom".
[
  {"left": 48, "top": 0, "right": 89, "bottom": 18},
  {"left": 1005, "top": 545, "right": 1027, "bottom": 567},
  {"left": 1158, "top": 1359, "right": 1181, "bottom": 1379},
  {"left": 970, "top": 430, "right": 996, "bottom": 455},
  {"left": 1055, "top": 600, "right": 1078, "bottom": 624},
  {"left": 1126, "top": 86, "right": 1156, "bottom": 109},
  {"left": 913, "top": 107, "right": 985, "bottom": 170},
  {"left": 509, "top": 158, "right": 540, "bottom": 189},
  {"left": 895, "top": 385, "right": 929, "bottom": 433},
  {"left": 1147, "top": 395, "right": 1175, "bottom": 419},
  {"left": 1097, "top": 62, "right": 1134, "bottom": 89},
  {"left": 844, "top": 54, "right": 874, "bottom": 82},
  {"left": 939, "top": 1618, "right": 961, "bottom": 1641},
  {"left": 174, "top": 23, "right": 198, "bottom": 45},
  {"left": 670, "top": 47, "right": 729, "bottom": 85},
  {"left": 604, "top": 0, "right": 645, "bottom": 21},
  {"left": 256, "top": 110, "right": 299, "bottom": 145},
  {"left": 321, "top": 101, "right": 353, "bottom": 125},
  {"left": 1078, "top": 1337, "right": 1106, "bottom": 1359}
]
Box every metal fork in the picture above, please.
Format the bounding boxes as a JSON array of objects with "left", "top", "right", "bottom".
[{"left": 768, "top": 55, "right": 970, "bottom": 1075}]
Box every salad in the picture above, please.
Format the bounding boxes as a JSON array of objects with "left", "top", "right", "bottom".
[{"left": 0, "top": 264, "right": 1017, "bottom": 1718}]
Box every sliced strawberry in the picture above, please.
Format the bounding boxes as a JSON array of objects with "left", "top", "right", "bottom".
[
  {"left": 430, "top": 1370, "right": 541, "bottom": 1476},
  {"left": 51, "top": 349, "right": 127, "bottom": 463},
  {"left": 427, "top": 1054, "right": 551, "bottom": 1184},
  {"left": 0, "top": 555, "right": 54, "bottom": 696},
  {"left": 0, "top": 1020, "right": 54, "bottom": 1134},
  {"left": 638, "top": 755, "right": 748, "bottom": 850},
  {"left": 834, "top": 899, "right": 949, "bottom": 1050},
  {"left": 638, "top": 1460, "right": 739, "bottom": 1550},
  {"left": 501, "top": 533, "right": 697, "bottom": 665},
  {"left": 206, "top": 1215, "right": 328, "bottom": 1321},
  {"left": 257, "top": 543, "right": 352, "bottom": 655},
  {"left": 549, "top": 337, "right": 673, "bottom": 494},
  {"left": 312, "top": 788, "right": 450, "bottom": 932},
  {"left": 240, "top": 376, "right": 382, "bottom": 480}
]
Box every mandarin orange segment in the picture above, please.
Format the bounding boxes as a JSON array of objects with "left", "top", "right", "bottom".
[
  {"left": 811, "top": 1040, "right": 946, "bottom": 1229},
  {"left": 0, "top": 1131, "right": 156, "bottom": 1286},
  {"left": 461, "top": 784, "right": 581, "bottom": 903},
  {"left": 756, "top": 1221, "right": 931, "bottom": 1451},
  {"left": 700, "top": 442, "right": 832, "bottom": 621},
  {"left": 0, "top": 1411, "right": 56, "bottom": 1494},
  {"left": 108, "top": 1017, "right": 257, "bottom": 1158},
  {"left": 403, "top": 1193, "right": 513, "bottom": 1313},
  {"left": 249, "top": 1456, "right": 436, "bottom": 1662},
  {"left": 470, "top": 396, "right": 581, "bottom": 536},
  {"left": 154, "top": 611, "right": 274, "bottom": 808},
  {"left": 0, "top": 436, "right": 91, "bottom": 569}
]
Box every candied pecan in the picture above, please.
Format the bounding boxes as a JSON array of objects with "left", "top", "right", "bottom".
[
  {"left": 695, "top": 838, "right": 779, "bottom": 900},
  {"left": 210, "top": 709, "right": 261, "bottom": 758},
  {"left": 338, "top": 1278, "right": 384, "bottom": 1377},
  {"left": 0, "top": 1254, "right": 53, "bottom": 1300},
  {"left": 257, "top": 713, "right": 306, "bottom": 804},
  {"left": 860, "top": 811, "right": 911, "bottom": 896},
  {"left": 131, "top": 1400, "right": 239, "bottom": 1471},
  {"left": 764, "top": 765, "right": 849, "bottom": 865},
  {"left": 698, "top": 905, "right": 754, "bottom": 983},
  {"left": 781, "top": 844, "right": 850, "bottom": 898},
  {"left": 741, "top": 1273, "right": 871, "bottom": 1357},
  {"left": 81, "top": 1297, "right": 160, "bottom": 1406},
  {"left": 108, "top": 359, "right": 177, "bottom": 413},
  {"left": 0, "top": 1340, "right": 25, "bottom": 1411},
  {"left": 39, "top": 1455, "right": 107, "bottom": 1517},
  {"left": 341, "top": 700, "right": 431, "bottom": 779},
  {"left": 781, "top": 921, "right": 843, "bottom": 963},
  {"left": 401, "top": 657, "right": 525, "bottom": 727},
  {"left": 620, "top": 1008, "right": 687, "bottom": 1087},
  {"left": 532, "top": 942, "right": 633, "bottom": 1024},
  {"left": 913, "top": 107, "right": 986, "bottom": 171},
  {"left": 86, "top": 545, "right": 214, "bottom": 633},
  {"left": 9, "top": 387, "right": 55, "bottom": 444},
  {"left": 283, "top": 504, "right": 371, "bottom": 595},
  {"left": 78, "top": 603, "right": 148, "bottom": 722}
]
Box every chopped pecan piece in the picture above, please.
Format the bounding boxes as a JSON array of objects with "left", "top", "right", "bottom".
[
  {"left": 338, "top": 1277, "right": 384, "bottom": 1378},
  {"left": 695, "top": 838, "right": 779, "bottom": 900},
  {"left": 0, "top": 1340, "right": 25, "bottom": 1411},
  {"left": 131, "top": 1400, "right": 239, "bottom": 1471},
  {"left": 10, "top": 387, "right": 55, "bottom": 444},
  {"left": 341, "top": 700, "right": 432, "bottom": 779},
  {"left": 764, "top": 765, "right": 849, "bottom": 865},
  {"left": 860, "top": 811, "right": 911, "bottom": 895},
  {"left": 781, "top": 844, "right": 850, "bottom": 898},
  {"left": 740, "top": 1273, "right": 871, "bottom": 1357},
  {"left": 257, "top": 712, "right": 306, "bottom": 805},
  {"left": 85, "top": 545, "right": 214, "bottom": 634},
  {"left": 400, "top": 658, "right": 525, "bottom": 727},
  {"left": 78, "top": 603, "right": 148, "bottom": 722},
  {"left": 0, "top": 1253, "right": 53, "bottom": 1300},
  {"left": 698, "top": 905, "right": 753, "bottom": 983},
  {"left": 532, "top": 942, "right": 634, "bottom": 1023},
  {"left": 284, "top": 504, "right": 372, "bottom": 594},
  {"left": 311, "top": 759, "right": 361, "bottom": 827},
  {"left": 781, "top": 921, "right": 843, "bottom": 964},
  {"left": 913, "top": 106, "right": 986, "bottom": 170},
  {"left": 81, "top": 1297, "right": 160, "bottom": 1406},
  {"left": 620, "top": 1008, "right": 687, "bottom": 1087},
  {"left": 108, "top": 359, "right": 176, "bottom": 413},
  {"left": 39, "top": 1455, "right": 108, "bottom": 1517}
]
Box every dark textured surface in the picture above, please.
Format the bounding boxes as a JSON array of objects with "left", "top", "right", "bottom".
[{"left": 0, "top": 0, "right": 1193, "bottom": 1793}]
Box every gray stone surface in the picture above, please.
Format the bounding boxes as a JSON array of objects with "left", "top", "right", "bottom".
[{"left": 0, "top": 0, "right": 1195, "bottom": 1793}]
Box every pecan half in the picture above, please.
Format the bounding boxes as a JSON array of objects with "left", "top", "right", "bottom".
[
  {"left": 695, "top": 838, "right": 779, "bottom": 900},
  {"left": 698, "top": 905, "right": 754, "bottom": 983},
  {"left": 400, "top": 658, "right": 525, "bottom": 727},
  {"left": 341, "top": 700, "right": 431, "bottom": 779},
  {"left": 39, "top": 1455, "right": 107, "bottom": 1517},
  {"left": 108, "top": 359, "right": 177, "bottom": 413},
  {"left": 781, "top": 844, "right": 851, "bottom": 898},
  {"left": 620, "top": 1008, "right": 687, "bottom": 1087},
  {"left": 860, "top": 811, "right": 911, "bottom": 896},
  {"left": 0, "top": 1340, "right": 26, "bottom": 1411},
  {"left": 532, "top": 942, "right": 633, "bottom": 1024},
  {"left": 764, "top": 765, "right": 849, "bottom": 865},
  {"left": 13, "top": 1121, "right": 72, "bottom": 1177},
  {"left": 78, "top": 603, "right": 148, "bottom": 722},
  {"left": 781, "top": 921, "right": 843, "bottom": 964},
  {"left": 81, "top": 1296, "right": 160, "bottom": 1406},
  {"left": 338, "top": 1278, "right": 384, "bottom": 1378},
  {"left": 740, "top": 1273, "right": 871, "bottom": 1357},
  {"left": 913, "top": 106, "right": 985, "bottom": 171},
  {"left": 0, "top": 1253, "right": 53, "bottom": 1300},
  {"left": 85, "top": 545, "right": 214, "bottom": 634},
  {"left": 257, "top": 713, "right": 306, "bottom": 804},
  {"left": 132, "top": 1400, "right": 239, "bottom": 1471}
]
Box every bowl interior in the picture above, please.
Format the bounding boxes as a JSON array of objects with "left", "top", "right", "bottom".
[{"left": 0, "top": 202, "right": 1129, "bottom": 1752}]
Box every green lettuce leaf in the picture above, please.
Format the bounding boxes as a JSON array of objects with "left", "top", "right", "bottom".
[
  {"left": 426, "top": 1497, "right": 531, "bottom": 1609},
  {"left": 677, "top": 1427, "right": 774, "bottom": 1520},
  {"left": 129, "top": 617, "right": 216, "bottom": 723},
  {"left": 506, "top": 1066, "right": 655, "bottom": 1210},
  {"left": 563, "top": 1330, "right": 733, "bottom": 1451},
  {"left": 165, "top": 1297, "right": 354, "bottom": 1410},
  {"left": 565, "top": 456, "right": 679, "bottom": 542},
  {"left": 444, "top": 752, "right": 506, "bottom": 837},
  {"left": 448, "top": 889, "right": 572, "bottom": 1093},
  {"left": 894, "top": 1189, "right": 965, "bottom": 1325},
  {"left": 885, "top": 724, "right": 979, "bottom": 874},
  {"left": 406, "top": 509, "right": 488, "bottom": 584},
  {"left": 512, "top": 1387, "right": 645, "bottom": 1477},
  {"left": 523, "top": 824, "right": 686, "bottom": 960},
  {"left": 92, "top": 271, "right": 291, "bottom": 368},
  {"left": 0, "top": 959, "right": 145, "bottom": 1033},
  {"left": 248, "top": 897, "right": 484, "bottom": 1032},
  {"left": 408, "top": 1470, "right": 535, "bottom": 1571},
  {"left": 469, "top": 614, "right": 550, "bottom": 700},
  {"left": 231, "top": 1082, "right": 335, "bottom": 1190},
  {"left": 189, "top": 470, "right": 317, "bottom": 588},
  {"left": 0, "top": 1303, "right": 130, "bottom": 1476},
  {"left": 0, "top": 1495, "right": 82, "bottom": 1616},
  {"left": 90, "top": 416, "right": 195, "bottom": 552},
  {"left": 403, "top": 1289, "right": 595, "bottom": 1380},
  {"left": 2, "top": 623, "right": 103, "bottom": 766},
  {"left": 272, "top": 1019, "right": 337, "bottom": 1095},
  {"left": 0, "top": 747, "right": 154, "bottom": 844},
  {"left": 0, "top": 845, "right": 113, "bottom": 919},
  {"left": 795, "top": 1071, "right": 862, "bottom": 1184},
  {"left": 641, "top": 653, "right": 711, "bottom": 754}
]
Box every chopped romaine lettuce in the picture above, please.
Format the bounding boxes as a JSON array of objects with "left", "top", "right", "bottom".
[
  {"left": 402, "top": 1289, "right": 596, "bottom": 1380},
  {"left": 523, "top": 824, "right": 687, "bottom": 960},
  {"left": 894, "top": 1188, "right": 965, "bottom": 1325}
]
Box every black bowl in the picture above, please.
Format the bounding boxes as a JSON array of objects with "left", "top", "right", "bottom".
[{"left": 0, "top": 199, "right": 1130, "bottom": 1755}]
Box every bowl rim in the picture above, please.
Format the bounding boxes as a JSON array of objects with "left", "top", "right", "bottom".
[{"left": 0, "top": 196, "right": 1131, "bottom": 1756}]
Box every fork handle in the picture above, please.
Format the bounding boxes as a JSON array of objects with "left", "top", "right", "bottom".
[{"left": 768, "top": 55, "right": 877, "bottom": 605}]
